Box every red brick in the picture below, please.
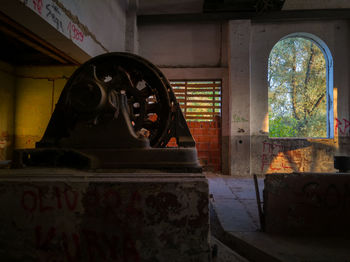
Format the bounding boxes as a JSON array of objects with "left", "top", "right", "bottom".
[
  {"left": 210, "top": 151, "right": 220, "bottom": 159},
  {"left": 208, "top": 136, "right": 219, "bottom": 143},
  {"left": 196, "top": 136, "right": 205, "bottom": 143},
  {"left": 201, "top": 122, "right": 211, "bottom": 128},
  {"left": 208, "top": 129, "right": 216, "bottom": 136},
  {"left": 193, "top": 129, "right": 202, "bottom": 136},
  {"left": 198, "top": 143, "right": 209, "bottom": 151},
  {"left": 188, "top": 122, "right": 195, "bottom": 128},
  {"left": 197, "top": 151, "right": 208, "bottom": 158},
  {"left": 206, "top": 135, "right": 214, "bottom": 142}
]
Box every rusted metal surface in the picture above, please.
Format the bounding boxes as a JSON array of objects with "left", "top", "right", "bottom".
[
  {"left": 0, "top": 170, "right": 210, "bottom": 261},
  {"left": 13, "top": 52, "right": 200, "bottom": 171},
  {"left": 264, "top": 173, "right": 350, "bottom": 235}
]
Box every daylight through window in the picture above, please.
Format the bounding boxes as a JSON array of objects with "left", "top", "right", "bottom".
[
  {"left": 170, "top": 80, "right": 222, "bottom": 122},
  {"left": 268, "top": 34, "right": 333, "bottom": 138}
]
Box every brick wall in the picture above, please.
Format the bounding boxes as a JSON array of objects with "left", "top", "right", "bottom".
[{"left": 167, "top": 117, "right": 221, "bottom": 172}]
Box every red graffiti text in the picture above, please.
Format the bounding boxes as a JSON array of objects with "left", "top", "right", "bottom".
[
  {"left": 67, "top": 22, "right": 84, "bottom": 42},
  {"left": 32, "top": 0, "right": 43, "bottom": 14},
  {"left": 335, "top": 118, "right": 350, "bottom": 136}
]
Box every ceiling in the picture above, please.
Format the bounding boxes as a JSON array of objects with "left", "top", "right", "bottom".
[
  {"left": 137, "top": 0, "right": 350, "bottom": 16},
  {"left": 203, "top": 0, "right": 285, "bottom": 13},
  {"left": 138, "top": 0, "right": 204, "bottom": 15},
  {"left": 0, "top": 11, "right": 76, "bottom": 66},
  {"left": 0, "top": 30, "right": 63, "bottom": 66},
  {"left": 1, "top": 0, "right": 350, "bottom": 66}
]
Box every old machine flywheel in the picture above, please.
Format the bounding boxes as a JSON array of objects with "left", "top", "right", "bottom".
[{"left": 13, "top": 52, "right": 201, "bottom": 172}]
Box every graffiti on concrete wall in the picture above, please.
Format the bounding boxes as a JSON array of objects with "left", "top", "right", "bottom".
[
  {"left": 21, "top": 0, "right": 85, "bottom": 44},
  {"left": 21, "top": 0, "right": 111, "bottom": 54},
  {"left": 261, "top": 141, "right": 309, "bottom": 173},
  {"left": 261, "top": 142, "right": 292, "bottom": 172},
  {"left": 20, "top": 186, "right": 142, "bottom": 261},
  {"left": 13, "top": 184, "right": 206, "bottom": 261},
  {"left": 232, "top": 113, "right": 248, "bottom": 123},
  {"left": 46, "top": 3, "right": 64, "bottom": 32},
  {"left": 335, "top": 118, "right": 350, "bottom": 136}
]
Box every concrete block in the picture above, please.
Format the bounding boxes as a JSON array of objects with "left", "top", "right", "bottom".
[
  {"left": 264, "top": 173, "right": 350, "bottom": 235},
  {"left": 0, "top": 169, "right": 210, "bottom": 261}
]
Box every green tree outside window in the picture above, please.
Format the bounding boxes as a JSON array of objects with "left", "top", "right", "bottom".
[{"left": 268, "top": 36, "right": 329, "bottom": 138}]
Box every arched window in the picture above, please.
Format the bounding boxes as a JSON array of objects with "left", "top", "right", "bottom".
[{"left": 268, "top": 33, "right": 333, "bottom": 138}]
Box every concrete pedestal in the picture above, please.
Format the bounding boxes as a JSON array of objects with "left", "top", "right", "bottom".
[
  {"left": 0, "top": 169, "right": 210, "bottom": 262},
  {"left": 264, "top": 173, "right": 350, "bottom": 236}
]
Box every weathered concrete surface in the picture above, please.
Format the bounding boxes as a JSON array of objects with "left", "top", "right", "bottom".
[
  {"left": 0, "top": 169, "right": 210, "bottom": 261},
  {"left": 228, "top": 20, "right": 251, "bottom": 177},
  {"left": 264, "top": 173, "right": 350, "bottom": 235},
  {"left": 0, "top": 0, "right": 129, "bottom": 62},
  {"left": 251, "top": 136, "right": 337, "bottom": 175},
  {"left": 139, "top": 21, "right": 225, "bottom": 68}
]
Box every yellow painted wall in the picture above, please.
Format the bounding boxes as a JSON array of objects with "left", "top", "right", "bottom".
[
  {"left": 14, "top": 66, "right": 77, "bottom": 149},
  {"left": 0, "top": 61, "right": 15, "bottom": 160}
]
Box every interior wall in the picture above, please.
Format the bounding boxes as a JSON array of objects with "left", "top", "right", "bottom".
[
  {"left": 139, "top": 21, "right": 227, "bottom": 67},
  {"left": 139, "top": 21, "right": 230, "bottom": 174},
  {"left": 0, "top": 0, "right": 129, "bottom": 63},
  {"left": 249, "top": 20, "right": 350, "bottom": 175},
  {"left": 0, "top": 61, "right": 15, "bottom": 160},
  {"left": 140, "top": 18, "right": 350, "bottom": 176},
  {"left": 14, "top": 65, "right": 76, "bottom": 149}
]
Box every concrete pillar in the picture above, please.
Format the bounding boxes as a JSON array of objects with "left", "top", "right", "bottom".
[{"left": 228, "top": 20, "right": 251, "bottom": 176}]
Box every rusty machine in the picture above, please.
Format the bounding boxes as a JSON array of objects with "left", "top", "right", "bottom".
[{"left": 13, "top": 53, "right": 201, "bottom": 172}]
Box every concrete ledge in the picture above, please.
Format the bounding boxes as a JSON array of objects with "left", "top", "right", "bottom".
[
  {"left": 0, "top": 169, "right": 209, "bottom": 261},
  {"left": 264, "top": 172, "right": 350, "bottom": 235},
  {"left": 210, "top": 202, "right": 278, "bottom": 262}
]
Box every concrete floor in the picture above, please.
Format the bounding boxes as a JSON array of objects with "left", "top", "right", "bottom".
[{"left": 207, "top": 173, "right": 350, "bottom": 262}]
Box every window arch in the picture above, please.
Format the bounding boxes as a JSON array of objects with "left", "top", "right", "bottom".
[{"left": 268, "top": 33, "right": 333, "bottom": 138}]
